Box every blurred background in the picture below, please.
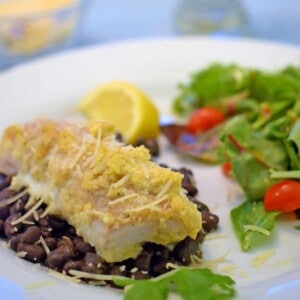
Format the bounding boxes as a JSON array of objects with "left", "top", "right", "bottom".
[{"left": 0, "top": 0, "right": 300, "bottom": 70}]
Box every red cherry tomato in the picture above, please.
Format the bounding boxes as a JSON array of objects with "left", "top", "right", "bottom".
[
  {"left": 264, "top": 180, "right": 300, "bottom": 212},
  {"left": 221, "top": 161, "right": 232, "bottom": 177},
  {"left": 186, "top": 107, "right": 225, "bottom": 134}
]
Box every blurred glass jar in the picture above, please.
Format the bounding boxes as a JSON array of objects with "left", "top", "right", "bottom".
[
  {"left": 175, "top": 0, "right": 249, "bottom": 36},
  {"left": 0, "top": 0, "right": 82, "bottom": 66}
]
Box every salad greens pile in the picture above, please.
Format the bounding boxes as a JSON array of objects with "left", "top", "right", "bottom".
[
  {"left": 114, "top": 267, "right": 236, "bottom": 300},
  {"left": 172, "top": 63, "right": 300, "bottom": 251}
]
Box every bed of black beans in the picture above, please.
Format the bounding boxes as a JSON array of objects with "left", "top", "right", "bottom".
[{"left": 0, "top": 159, "right": 219, "bottom": 284}]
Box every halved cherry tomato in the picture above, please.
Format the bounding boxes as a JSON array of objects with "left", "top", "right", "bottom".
[
  {"left": 186, "top": 107, "right": 225, "bottom": 134},
  {"left": 221, "top": 161, "right": 232, "bottom": 177},
  {"left": 264, "top": 180, "right": 300, "bottom": 212}
]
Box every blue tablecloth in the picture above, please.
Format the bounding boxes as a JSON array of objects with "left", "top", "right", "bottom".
[
  {"left": 1, "top": 0, "right": 300, "bottom": 70},
  {"left": 79, "top": 0, "right": 300, "bottom": 46}
]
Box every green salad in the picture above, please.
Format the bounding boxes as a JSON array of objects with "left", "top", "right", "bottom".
[{"left": 171, "top": 63, "right": 300, "bottom": 251}]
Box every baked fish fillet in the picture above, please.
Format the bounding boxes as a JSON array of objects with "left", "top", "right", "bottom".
[{"left": 0, "top": 119, "right": 201, "bottom": 262}]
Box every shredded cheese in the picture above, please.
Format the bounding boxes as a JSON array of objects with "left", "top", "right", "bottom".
[
  {"left": 243, "top": 224, "right": 270, "bottom": 236},
  {"left": 39, "top": 236, "right": 50, "bottom": 255},
  {"left": 190, "top": 249, "right": 230, "bottom": 271},
  {"left": 40, "top": 206, "right": 51, "bottom": 219},
  {"left": 68, "top": 269, "right": 126, "bottom": 282},
  {"left": 220, "top": 264, "right": 238, "bottom": 275},
  {"left": 33, "top": 210, "right": 39, "bottom": 222},
  {"left": 69, "top": 145, "right": 86, "bottom": 169},
  {"left": 75, "top": 164, "right": 83, "bottom": 178},
  {"left": 25, "top": 194, "right": 37, "bottom": 209},
  {"left": 82, "top": 155, "right": 95, "bottom": 169},
  {"left": 92, "top": 129, "right": 102, "bottom": 161},
  {"left": 141, "top": 163, "right": 149, "bottom": 179},
  {"left": 155, "top": 179, "right": 172, "bottom": 200},
  {"left": 205, "top": 234, "right": 227, "bottom": 241},
  {"left": 11, "top": 199, "right": 44, "bottom": 226},
  {"left": 49, "top": 270, "right": 81, "bottom": 283},
  {"left": 251, "top": 249, "right": 275, "bottom": 268},
  {"left": 22, "top": 220, "right": 35, "bottom": 225},
  {"left": 16, "top": 251, "right": 28, "bottom": 258},
  {"left": 110, "top": 174, "right": 130, "bottom": 189},
  {"left": 130, "top": 194, "right": 168, "bottom": 212},
  {"left": 108, "top": 193, "right": 137, "bottom": 206},
  {"left": 87, "top": 280, "right": 106, "bottom": 286},
  {"left": 0, "top": 189, "right": 28, "bottom": 208}
]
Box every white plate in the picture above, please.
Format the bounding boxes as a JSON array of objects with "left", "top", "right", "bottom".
[{"left": 0, "top": 37, "right": 300, "bottom": 300}]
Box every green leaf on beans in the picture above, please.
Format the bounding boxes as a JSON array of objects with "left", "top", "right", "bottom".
[
  {"left": 231, "top": 201, "right": 279, "bottom": 251},
  {"left": 123, "top": 281, "right": 168, "bottom": 300},
  {"left": 113, "top": 268, "right": 236, "bottom": 300}
]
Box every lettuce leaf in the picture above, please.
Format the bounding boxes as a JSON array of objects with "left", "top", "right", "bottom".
[
  {"left": 114, "top": 268, "right": 236, "bottom": 300},
  {"left": 231, "top": 201, "right": 279, "bottom": 251}
]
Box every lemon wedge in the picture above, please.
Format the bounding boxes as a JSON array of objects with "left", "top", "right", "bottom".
[{"left": 79, "top": 81, "right": 160, "bottom": 144}]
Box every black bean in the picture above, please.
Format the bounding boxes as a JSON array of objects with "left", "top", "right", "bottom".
[
  {"left": 151, "top": 260, "right": 168, "bottom": 276},
  {"left": 0, "top": 219, "right": 4, "bottom": 235},
  {"left": 21, "top": 226, "right": 41, "bottom": 244},
  {"left": 143, "top": 243, "right": 170, "bottom": 261},
  {"left": 130, "top": 270, "right": 150, "bottom": 280},
  {"left": 57, "top": 236, "right": 74, "bottom": 250},
  {"left": 178, "top": 168, "right": 198, "bottom": 196},
  {"left": 44, "top": 237, "right": 57, "bottom": 250},
  {"left": 38, "top": 216, "right": 49, "bottom": 227},
  {"left": 0, "top": 189, "right": 16, "bottom": 201},
  {"left": 65, "top": 226, "right": 76, "bottom": 237},
  {"left": 115, "top": 133, "right": 123, "bottom": 142},
  {"left": 73, "top": 237, "right": 93, "bottom": 255},
  {"left": 9, "top": 199, "right": 25, "bottom": 215},
  {"left": 177, "top": 167, "right": 192, "bottom": 176},
  {"left": 189, "top": 198, "right": 209, "bottom": 212},
  {"left": 19, "top": 193, "right": 30, "bottom": 202},
  {"left": 46, "top": 246, "right": 75, "bottom": 270},
  {"left": 8, "top": 234, "right": 22, "bottom": 251},
  {"left": 48, "top": 215, "right": 67, "bottom": 232},
  {"left": 134, "top": 250, "right": 153, "bottom": 271},
  {"left": 109, "top": 264, "right": 127, "bottom": 277},
  {"left": 172, "top": 232, "right": 204, "bottom": 265},
  {"left": 158, "top": 163, "right": 169, "bottom": 169},
  {"left": 182, "top": 182, "right": 198, "bottom": 196},
  {"left": 0, "top": 206, "right": 9, "bottom": 220},
  {"left": 17, "top": 242, "right": 46, "bottom": 263},
  {"left": 40, "top": 227, "right": 53, "bottom": 238},
  {"left": 142, "top": 243, "right": 170, "bottom": 275},
  {"left": 0, "top": 173, "right": 11, "bottom": 191},
  {"left": 81, "top": 252, "right": 102, "bottom": 273},
  {"left": 4, "top": 213, "right": 22, "bottom": 238},
  {"left": 201, "top": 211, "right": 219, "bottom": 233},
  {"left": 63, "top": 260, "right": 83, "bottom": 274}
]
